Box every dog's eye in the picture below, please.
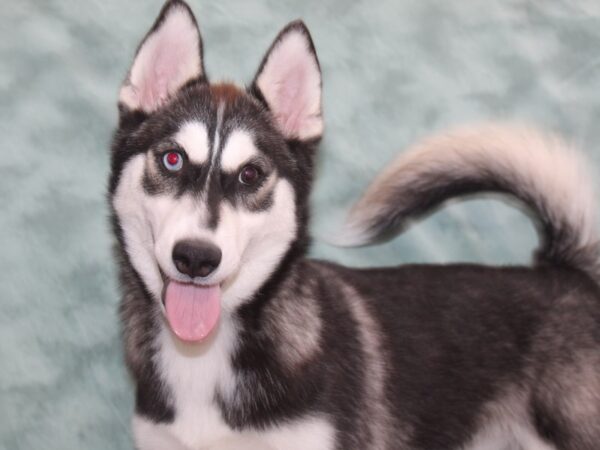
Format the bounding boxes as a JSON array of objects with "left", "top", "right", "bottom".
[
  {"left": 163, "top": 151, "right": 183, "bottom": 172},
  {"left": 238, "top": 165, "right": 261, "bottom": 186}
]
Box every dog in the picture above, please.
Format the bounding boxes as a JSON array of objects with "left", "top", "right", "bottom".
[{"left": 108, "top": 1, "right": 600, "bottom": 449}]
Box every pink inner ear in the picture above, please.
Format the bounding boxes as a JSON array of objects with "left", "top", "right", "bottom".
[
  {"left": 137, "top": 39, "right": 193, "bottom": 111},
  {"left": 121, "top": 6, "right": 202, "bottom": 112},
  {"left": 275, "top": 62, "right": 309, "bottom": 136},
  {"left": 256, "top": 30, "right": 322, "bottom": 140}
]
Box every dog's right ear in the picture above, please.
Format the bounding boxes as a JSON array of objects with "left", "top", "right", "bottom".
[{"left": 119, "top": 0, "right": 205, "bottom": 114}]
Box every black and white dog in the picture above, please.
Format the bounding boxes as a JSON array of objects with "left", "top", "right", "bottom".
[{"left": 109, "top": 1, "right": 600, "bottom": 448}]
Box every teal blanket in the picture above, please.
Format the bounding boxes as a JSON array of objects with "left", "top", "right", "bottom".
[{"left": 2, "top": 1, "right": 599, "bottom": 448}]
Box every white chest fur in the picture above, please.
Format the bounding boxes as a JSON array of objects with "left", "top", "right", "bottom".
[
  {"left": 132, "top": 318, "right": 336, "bottom": 450},
  {"left": 151, "top": 318, "right": 238, "bottom": 449},
  {"left": 134, "top": 413, "right": 335, "bottom": 450}
]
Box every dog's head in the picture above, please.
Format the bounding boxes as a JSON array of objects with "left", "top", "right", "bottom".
[{"left": 109, "top": 0, "right": 322, "bottom": 342}]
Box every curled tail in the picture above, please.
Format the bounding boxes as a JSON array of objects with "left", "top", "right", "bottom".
[{"left": 338, "top": 123, "right": 600, "bottom": 276}]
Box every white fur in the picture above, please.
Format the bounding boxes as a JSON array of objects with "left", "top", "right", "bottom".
[
  {"left": 148, "top": 316, "right": 238, "bottom": 449},
  {"left": 337, "top": 280, "right": 398, "bottom": 448},
  {"left": 220, "top": 130, "right": 259, "bottom": 172},
  {"left": 260, "top": 416, "right": 335, "bottom": 450},
  {"left": 175, "top": 122, "right": 210, "bottom": 164},
  {"left": 119, "top": 4, "right": 202, "bottom": 112},
  {"left": 464, "top": 422, "right": 557, "bottom": 450},
  {"left": 256, "top": 29, "right": 323, "bottom": 140},
  {"left": 263, "top": 275, "right": 322, "bottom": 370},
  {"left": 112, "top": 154, "right": 163, "bottom": 300},
  {"left": 463, "top": 390, "right": 557, "bottom": 450},
  {"left": 204, "top": 415, "right": 335, "bottom": 450},
  {"left": 133, "top": 415, "right": 190, "bottom": 450},
  {"left": 339, "top": 124, "right": 599, "bottom": 261},
  {"left": 134, "top": 409, "right": 335, "bottom": 450},
  {"left": 219, "top": 179, "right": 297, "bottom": 311},
  {"left": 205, "top": 104, "right": 225, "bottom": 186},
  {"left": 512, "top": 426, "right": 558, "bottom": 450}
]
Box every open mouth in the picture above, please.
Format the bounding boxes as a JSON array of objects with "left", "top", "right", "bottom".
[{"left": 160, "top": 273, "right": 222, "bottom": 343}]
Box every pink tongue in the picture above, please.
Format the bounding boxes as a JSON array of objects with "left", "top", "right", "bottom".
[{"left": 164, "top": 281, "right": 221, "bottom": 342}]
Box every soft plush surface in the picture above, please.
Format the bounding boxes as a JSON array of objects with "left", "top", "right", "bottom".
[{"left": 2, "top": 1, "right": 600, "bottom": 448}]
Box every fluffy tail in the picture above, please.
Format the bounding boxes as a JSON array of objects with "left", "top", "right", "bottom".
[{"left": 338, "top": 123, "right": 599, "bottom": 276}]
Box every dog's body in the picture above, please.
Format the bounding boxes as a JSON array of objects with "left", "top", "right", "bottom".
[{"left": 109, "top": 2, "right": 600, "bottom": 449}]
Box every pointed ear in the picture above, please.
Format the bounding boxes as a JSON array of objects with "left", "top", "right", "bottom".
[
  {"left": 119, "top": 0, "right": 205, "bottom": 113},
  {"left": 251, "top": 21, "right": 323, "bottom": 141}
]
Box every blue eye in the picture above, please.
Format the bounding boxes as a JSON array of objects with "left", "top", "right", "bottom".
[{"left": 163, "top": 151, "right": 183, "bottom": 171}]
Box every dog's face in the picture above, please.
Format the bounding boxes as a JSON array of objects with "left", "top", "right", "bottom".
[{"left": 110, "top": 0, "right": 322, "bottom": 342}]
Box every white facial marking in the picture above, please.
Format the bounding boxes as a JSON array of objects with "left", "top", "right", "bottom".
[
  {"left": 114, "top": 150, "right": 297, "bottom": 311},
  {"left": 212, "top": 104, "right": 225, "bottom": 166},
  {"left": 174, "top": 122, "right": 210, "bottom": 164},
  {"left": 113, "top": 155, "right": 211, "bottom": 292},
  {"left": 112, "top": 155, "right": 163, "bottom": 299},
  {"left": 150, "top": 193, "right": 211, "bottom": 283},
  {"left": 119, "top": 4, "right": 202, "bottom": 112},
  {"left": 203, "top": 102, "right": 225, "bottom": 188},
  {"left": 220, "top": 179, "right": 297, "bottom": 311},
  {"left": 220, "top": 129, "right": 259, "bottom": 172}
]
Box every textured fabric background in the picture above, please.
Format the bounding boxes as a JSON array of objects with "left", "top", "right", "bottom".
[{"left": 2, "top": 1, "right": 600, "bottom": 448}]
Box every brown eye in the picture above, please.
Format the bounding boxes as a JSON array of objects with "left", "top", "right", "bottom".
[{"left": 238, "top": 165, "right": 261, "bottom": 185}]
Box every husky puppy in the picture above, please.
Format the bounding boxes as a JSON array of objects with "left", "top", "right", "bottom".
[{"left": 109, "top": 1, "right": 600, "bottom": 449}]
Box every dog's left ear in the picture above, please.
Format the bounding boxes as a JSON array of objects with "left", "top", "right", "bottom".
[
  {"left": 251, "top": 21, "right": 323, "bottom": 142},
  {"left": 119, "top": 0, "right": 205, "bottom": 113}
]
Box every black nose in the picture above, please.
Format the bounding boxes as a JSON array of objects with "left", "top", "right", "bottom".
[{"left": 172, "top": 240, "right": 222, "bottom": 278}]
